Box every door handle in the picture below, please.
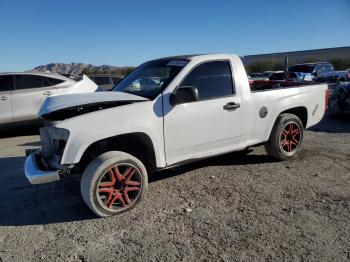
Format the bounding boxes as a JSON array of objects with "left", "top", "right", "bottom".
[
  {"left": 223, "top": 102, "right": 240, "bottom": 111},
  {"left": 0, "top": 96, "right": 8, "bottom": 101},
  {"left": 43, "top": 91, "right": 53, "bottom": 96}
]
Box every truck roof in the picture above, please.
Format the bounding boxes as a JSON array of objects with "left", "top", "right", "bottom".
[
  {"left": 156, "top": 54, "right": 203, "bottom": 61},
  {"left": 153, "top": 54, "right": 240, "bottom": 62}
]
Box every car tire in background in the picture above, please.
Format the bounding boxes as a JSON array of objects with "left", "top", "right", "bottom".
[
  {"left": 80, "top": 151, "right": 148, "bottom": 217},
  {"left": 264, "top": 113, "right": 304, "bottom": 161}
]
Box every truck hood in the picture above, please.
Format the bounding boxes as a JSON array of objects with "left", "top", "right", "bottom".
[{"left": 38, "top": 91, "right": 149, "bottom": 120}]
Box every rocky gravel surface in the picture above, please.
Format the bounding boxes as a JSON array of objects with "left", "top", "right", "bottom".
[{"left": 0, "top": 116, "right": 349, "bottom": 261}]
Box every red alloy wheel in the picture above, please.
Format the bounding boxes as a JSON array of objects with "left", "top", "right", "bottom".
[
  {"left": 280, "top": 122, "right": 301, "bottom": 154},
  {"left": 96, "top": 164, "right": 142, "bottom": 211}
]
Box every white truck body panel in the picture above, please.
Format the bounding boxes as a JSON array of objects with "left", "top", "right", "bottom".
[
  {"left": 56, "top": 100, "right": 166, "bottom": 167},
  {"left": 162, "top": 55, "right": 244, "bottom": 164},
  {"left": 244, "top": 84, "right": 326, "bottom": 147},
  {"left": 161, "top": 54, "right": 327, "bottom": 164},
  {"left": 48, "top": 54, "right": 327, "bottom": 168}
]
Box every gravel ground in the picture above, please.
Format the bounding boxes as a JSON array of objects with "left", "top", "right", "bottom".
[{"left": 0, "top": 116, "right": 349, "bottom": 262}]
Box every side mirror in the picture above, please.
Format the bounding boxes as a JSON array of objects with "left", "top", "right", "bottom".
[{"left": 169, "top": 86, "right": 199, "bottom": 106}]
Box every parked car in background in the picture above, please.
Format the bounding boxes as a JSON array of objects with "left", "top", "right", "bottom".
[
  {"left": 288, "top": 62, "right": 334, "bottom": 80},
  {"left": 295, "top": 72, "right": 313, "bottom": 81},
  {"left": 268, "top": 71, "right": 311, "bottom": 81},
  {"left": 248, "top": 72, "right": 269, "bottom": 81},
  {"left": 315, "top": 70, "right": 350, "bottom": 84},
  {"left": 88, "top": 74, "right": 123, "bottom": 91},
  {"left": 24, "top": 54, "right": 328, "bottom": 217},
  {"left": 0, "top": 73, "right": 97, "bottom": 127},
  {"left": 268, "top": 71, "right": 285, "bottom": 80},
  {"left": 328, "top": 82, "right": 350, "bottom": 115},
  {"left": 249, "top": 72, "right": 264, "bottom": 78},
  {"left": 262, "top": 71, "right": 275, "bottom": 78}
]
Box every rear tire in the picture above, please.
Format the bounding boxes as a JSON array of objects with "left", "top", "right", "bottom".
[
  {"left": 264, "top": 113, "right": 304, "bottom": 161},
  {"left": 81, "top": 151, "right": 148, "bottom": 217}
]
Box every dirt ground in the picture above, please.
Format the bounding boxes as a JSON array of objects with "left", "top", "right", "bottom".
[{"left": 0, "top": 116, "right": 349, "bottom": 262}]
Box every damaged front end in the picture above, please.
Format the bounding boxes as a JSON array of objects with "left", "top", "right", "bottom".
[
  {"left": 40, "top": 100, "right": 135, "bottom": 121},
  {"left": 24, "top": 126, "right": 70, "bottom": 184},
  {"left": 24, "top": 91, "right": 150, "bottom": 184},
  {"left": 39, "top": 126, "right": 70, "bottom": 170},
  {"left": 37, "top": 91, "right": 149, "bottom": 121}
]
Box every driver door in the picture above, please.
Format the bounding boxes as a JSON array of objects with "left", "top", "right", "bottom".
[{"left": 164, "top": 60, "right": 243, "bottom": 165}]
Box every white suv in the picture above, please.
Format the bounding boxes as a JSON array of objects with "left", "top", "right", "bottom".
[{"left": 0, "top": 72, "right": 97, "bottom": 127}]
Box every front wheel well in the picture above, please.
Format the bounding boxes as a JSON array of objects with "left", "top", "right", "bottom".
[
  {"left": 75, "top": 133, "right": 157, "bottom": 175},
  {"left": 279, "top": 107, "right": 308, "bottom": 128}
]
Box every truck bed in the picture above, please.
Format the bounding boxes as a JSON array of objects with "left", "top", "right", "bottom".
[{"left": 249, "top": 79, "right": 320, "bottom": 92}]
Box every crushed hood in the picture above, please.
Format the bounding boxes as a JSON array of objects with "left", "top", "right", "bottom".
[{"left": 38, "top": 91, "right": 149, "bottom": 120}]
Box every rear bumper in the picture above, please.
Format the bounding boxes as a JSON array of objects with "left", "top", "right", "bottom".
[{"left": 24, "top": 151, "right": 60, "bottom": 185}]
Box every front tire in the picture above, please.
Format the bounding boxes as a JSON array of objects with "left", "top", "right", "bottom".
[
  {"left": 264, "top": 113, "right": 304, "bottom": 161},
  {"left": 80, "top": 151, "right": 148, "bottom": 217}
]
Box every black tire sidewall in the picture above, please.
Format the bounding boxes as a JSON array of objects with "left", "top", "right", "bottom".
[
  {"left": 265, "top": 113, "right": 304, "bottom": 161},
  {"left": 276, "top": 117, "right": 304, "bottom": 158},
  {"left": 81, "top": 151, "right": 148, "bottom": 217}
]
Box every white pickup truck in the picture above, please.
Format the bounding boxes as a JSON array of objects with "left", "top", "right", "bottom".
[{"left": 24, "top": 54, "right": 328, "bottom": 217}]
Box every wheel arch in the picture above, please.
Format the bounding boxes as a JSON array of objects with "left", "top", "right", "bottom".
[
  {"left": 72, "top": 132, "right": 158, "bottom": 174},
  {"left": 265, "top": 106, "right": 308, "bottom": 142},
  {"left": 279, "top": 106, "right": 308, "bottom": 128}
]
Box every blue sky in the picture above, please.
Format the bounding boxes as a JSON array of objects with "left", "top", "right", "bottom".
[{"left": 1, "top": 0, "right": 349, "bottom": 71}]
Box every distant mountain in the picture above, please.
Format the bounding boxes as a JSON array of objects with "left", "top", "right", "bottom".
[{"left": 29, "top": 63, "right": 132, "bottom": 77}]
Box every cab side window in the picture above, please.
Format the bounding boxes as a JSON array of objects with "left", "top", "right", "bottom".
[
  {"left": 0, "top": 76, "right": 14, "bottom": 92},
  {"left": 181, "top": 61, "right": 235, "bottom": 101},
  {"left": 324, "top": 64, "right": 333, "bottom": 73}
]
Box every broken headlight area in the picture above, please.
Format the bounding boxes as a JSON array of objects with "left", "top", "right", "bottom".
[{"left": 40, "top": 127, "right": 69, "bottom": 167}]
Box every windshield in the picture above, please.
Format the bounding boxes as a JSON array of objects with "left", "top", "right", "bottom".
[
  {"left": 112, "top": 59, "right": 188, "bottom": 99},
  {"left": 288, "top": 64, "right": 315, "bottom": 73}
]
